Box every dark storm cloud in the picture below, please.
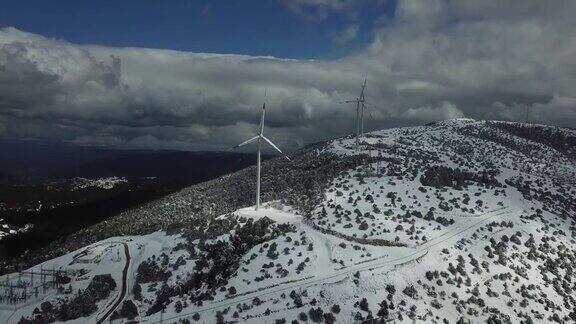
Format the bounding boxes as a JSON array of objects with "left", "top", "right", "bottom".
[{"left": 1, "top": 0, "right": 575, "bottom": 151}]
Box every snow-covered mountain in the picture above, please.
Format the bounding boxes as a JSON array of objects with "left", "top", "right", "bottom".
[{"left": 2, "top": 119, "right": 576, "bottom": 323}]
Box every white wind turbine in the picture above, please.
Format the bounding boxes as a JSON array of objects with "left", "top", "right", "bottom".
[
  {"left": 232, "top": 100, "right": 290, "bottom": 211},
  {"left": 344, "top": 77, "right": 367, "bottom": 150}
]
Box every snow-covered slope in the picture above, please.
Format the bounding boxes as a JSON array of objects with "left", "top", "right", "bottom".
[
  {"left": 67, "top": 177, "right": 128, "bottom": 191},
  {"left": 3, "top": 119, "right": 576, "bottom": 323}
]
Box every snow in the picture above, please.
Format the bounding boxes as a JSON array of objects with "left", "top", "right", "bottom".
[
  {"left": 229, "top": 203, "right": 303, "bottom": 225},
  {"left": 3, "top": 119, "right": 576, "bottom": 323},
  {"left": 0, "top": 221, "right": 33, "bottom": 241},
  {"left": 70, "top": 177, "right": 128, "bottom": 190}
]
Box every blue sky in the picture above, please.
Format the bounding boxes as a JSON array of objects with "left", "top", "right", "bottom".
[
  {"left": 0, "top": 0, "right": 395, "bottom": 59},
  {"left": 1, "top": 1, "right": 574, "bottom": 151}
]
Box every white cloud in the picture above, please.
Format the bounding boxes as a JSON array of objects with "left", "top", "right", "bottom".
[
  {"left": 1, "top": 0, "right": 576, "bottom": 150},
  {"left": 281, "top": 0, "right": 360, "bottom": 20},
  {"left": 332, "top": 25, "right": 359, "bottom": 45},
  {"left": 402, "top": 101, "right": 464, "bottom": 122}
]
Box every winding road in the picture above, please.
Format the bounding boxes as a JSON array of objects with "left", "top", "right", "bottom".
[
  {"left": 148, "top": 206, "right": 514, "bottom": 324},
  {"left": 96, "top": 242, "right": 131, "bottom": 324}
]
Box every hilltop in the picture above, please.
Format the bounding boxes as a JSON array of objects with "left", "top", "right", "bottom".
[{"left": 2, "top": 119, "right": 576, "bottom": 323}]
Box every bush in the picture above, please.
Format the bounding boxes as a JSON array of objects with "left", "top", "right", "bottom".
[
  {"left": 308, "top": 308, "right": 324, "bottom": 323},
  {"left": 359, "top": 298, "right": 370, "bottom": 312},
  {"left": 136, "top": 259, "right": 171, "bottom": 284},
  {"left": 119, "top": 300, "right": 139, "bottom": 319},
  {"left": 133, "top": 282, "right": 143, "bottom": 301},
  {"left": 331, "top": 304, "right": 341, "bottom": 314},
  {"left": 175, "top": 300, "right": 183, "bottom": 313},
  {"left": 403, "top": 285, "right": 417, "bottom": 298}
]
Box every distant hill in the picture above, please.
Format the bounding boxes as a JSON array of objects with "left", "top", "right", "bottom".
[
  {"left": 0, "top": 141, "right": 271, "bottom": 259},
  {"left": 3, "top": 119, "right": 576, "bottom": 323},
  {"left": 0, "top": 141, "right": 270, "bottom": 182}
]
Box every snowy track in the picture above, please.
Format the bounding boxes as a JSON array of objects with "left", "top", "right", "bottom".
[
  {"left": 149, "top": 205, "right": 516, "bottom": 323},
  {"left": 97, "top": 242, "right": 131, "bottom": 323}
]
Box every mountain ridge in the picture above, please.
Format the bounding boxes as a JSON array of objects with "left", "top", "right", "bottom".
[
  {"left": 3, "top": 119, "right": 575, "bottom": 273},
  {"left": 3, "top": 118, "right": 576, "bottom": 323}
]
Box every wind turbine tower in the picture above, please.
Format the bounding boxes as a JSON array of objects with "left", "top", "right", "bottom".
[
  {"left": 345, "top": 78, "right": 367, "bottom": 150},
  {"left": 233, "top": 101, "right": 290, "bottom": 211}
]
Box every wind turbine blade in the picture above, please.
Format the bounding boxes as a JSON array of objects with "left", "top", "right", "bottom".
[
  {"left": 360, "top": 77, "right": 367, "bottom": 100},
  {"left": 364, "top": 101, "right": 383, "bottom": 110},
  {"left": 362, "top": 102, "right": 370, "bottom": 111},
  {"left": 232, "top": 136, "right": 259, "bottom": 149},
  {"left": 367, "top": 103, "right": 373, "bottom": 119},
  {"left": 262, "top": 136, "right": 290, "bottom": 160}
]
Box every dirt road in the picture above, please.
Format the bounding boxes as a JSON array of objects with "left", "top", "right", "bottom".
[{"left": 96, "top": 242, "right": 130, "bottom": 324}]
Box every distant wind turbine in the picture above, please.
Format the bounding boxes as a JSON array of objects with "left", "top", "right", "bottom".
[
  {"left": 344, "top": 77, "right": 367, "bottom": 150},
  {"left": 232, "top": 100, "right": 290, "bottom": 211}
]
